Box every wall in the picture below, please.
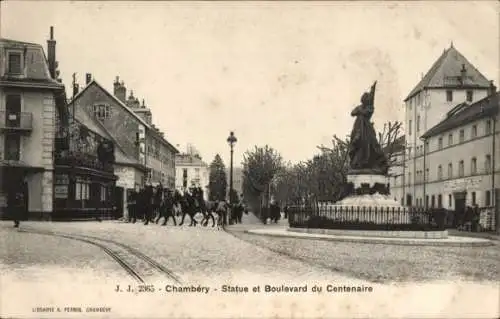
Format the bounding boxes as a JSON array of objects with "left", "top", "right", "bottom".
[
  {"left": 73, "top": 83, "right": 145, "bottom": 163},
  {"left": 0, "top": 88, "right": 55, "bottom": 214}
]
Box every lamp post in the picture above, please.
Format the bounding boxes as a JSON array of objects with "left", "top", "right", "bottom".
[
  {"left": 227, "top": 131, "right": 237, "bottom": 204},
  {"left": 226, "top": 131, "right": 237, "bottom": 226}
]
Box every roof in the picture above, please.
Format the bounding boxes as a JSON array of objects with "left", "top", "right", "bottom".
[
  {"left": 0, "top": 38, "right": 40, "bottom": 47},
  {"left": 0, "top": 38, "right": 64, "bottom": 90},
  {"left": 70, "top": 79, "right": 179, "bottom": 154},
  {"left": 421, "top": 91, "right": 499, "bottom": 139},
  {"left": 74, "top": 107, "right": 148, "bottom": 171},
  {"left": 404, "top": 45, "right": 491, "bottom": 101},
  {"left": 175, "top": 154, "right": 208, "bottom": 167}
]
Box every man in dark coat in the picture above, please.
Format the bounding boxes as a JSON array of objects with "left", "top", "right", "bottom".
[{"left": 127, "top": 189, "right": 137, "bottom": 223}]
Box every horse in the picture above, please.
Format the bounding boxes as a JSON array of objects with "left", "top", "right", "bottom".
[
  {"left": 155, "top": 189, "right": 177, "bottom": 226},
  {"left": 178, "top": 191, "right": 198, "bottom": 227}
]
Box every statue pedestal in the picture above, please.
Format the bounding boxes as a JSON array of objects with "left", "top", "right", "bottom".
[{"left": 335, "top": 173, "right": 403, "bottom": 208}]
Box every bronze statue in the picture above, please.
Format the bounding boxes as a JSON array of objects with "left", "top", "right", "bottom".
[{"left": 347, "top": 81, "right": 388, "bottom": 175}]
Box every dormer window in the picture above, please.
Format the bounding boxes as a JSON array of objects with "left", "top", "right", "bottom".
[
  {"left": 7, "top": 51, "right": 22, "bottom": 74},
  {"left": 446, "top": 90, "right": 453, "bottom": 102},
  {"left": 466, "top": 90, "right": 473, "bottom": 102}
]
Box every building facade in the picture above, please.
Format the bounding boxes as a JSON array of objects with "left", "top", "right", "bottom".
[
  {"left": 113, "top": 78, "right": 178, "bottom": 188},
  {"left": 175, "top": 152, "right": 209, "bottom": 199},
  {"left": 390, "top": 44, "right": 495, "bottom": 208},
  {"left": 0, "top": 29, "right": 65, "bottom": 219},
  {"left": 419, "top": 93, "right": 498, "bottom": 211},
  {"left": 69, "top": 76, "right": 178, "bottom": 192},
  {"left": 53, "top": 106, "right": 118, "bottom": 220}
]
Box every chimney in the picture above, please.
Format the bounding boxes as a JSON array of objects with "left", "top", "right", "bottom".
[
  {"left": 113, "top": 76, "right": 126, "bottom": 103},
  {"left": 47, "top": 26, "right": 57, "bottom": 79},
  {"left": 490, "top": 80, "right": 497, "bottom": 95},
  {"left": 73, "top": 83, "right": 79, "bottom": 97},
  {"left": 85, "top": 73, "right": 92, "bottom": 85}
]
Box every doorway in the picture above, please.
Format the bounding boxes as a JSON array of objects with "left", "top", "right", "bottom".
[
  {"left": 114, "top": 186, "right": 124, "bottom": 219},
  {"left": 453, "top": 191, "right": 467, "bottom": 227}
]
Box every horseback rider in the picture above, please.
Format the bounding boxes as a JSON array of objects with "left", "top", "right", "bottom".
[{"left": 156, "top": 188, "right": 177, "bottom": 226}]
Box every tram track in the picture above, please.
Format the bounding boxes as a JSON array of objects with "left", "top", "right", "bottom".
[{"left": 19, "top": 228, "right": 183, "bottom": 284}]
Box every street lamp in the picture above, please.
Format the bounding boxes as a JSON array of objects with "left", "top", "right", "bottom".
[{"left": 227, "top": 131, "right": 237, "bottom": 204}]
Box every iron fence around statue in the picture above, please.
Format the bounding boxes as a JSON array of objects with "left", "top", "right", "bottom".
[{"left": 288, "top": 205, "right": 446, "bottom": 231}]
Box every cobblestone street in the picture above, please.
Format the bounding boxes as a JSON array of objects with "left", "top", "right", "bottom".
[{"left": 1, "top": 215, "right": 499, "bottom": 318}]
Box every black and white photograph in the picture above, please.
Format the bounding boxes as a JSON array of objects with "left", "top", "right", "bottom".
[{"left": 0, "top": 1, "right": 499, "bottom": 318}]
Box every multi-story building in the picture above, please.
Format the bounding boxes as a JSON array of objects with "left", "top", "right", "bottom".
[
  {"left": 175, "top": 152, "right": 209, "bottom": 199},
  {"left": 0, "top": 28, "right": 66, "bottom": 219},
  {"left": 390, "top": 44, "right": 495, "bottom": 208},
  {"left": 419, "top": 92, "right": 498, "bottom": 215},
  {"left": 68, "top": 77, "right": 178, "bottom": 217},
  {"left": 116, "top": 82, "right": 178, "bottom": 188}
]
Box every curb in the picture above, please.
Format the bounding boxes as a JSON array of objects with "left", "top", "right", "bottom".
[{"left": 243, "top": 230, "right": 495, "bottom": 247}]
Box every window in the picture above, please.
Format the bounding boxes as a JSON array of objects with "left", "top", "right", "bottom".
[
  {"left": 438, "top": 194, "right": 442, "bottom": 208},
  {"left": 471, "top": 158, "right": 477, "bottom": 175},
  {"left": 466, "top": 90, "right": 473, "bottom": 102},
  {"left": 408, "top": 172, "right": 411, "bottom": 185},
  {"left": 93, "top": 104, "right": 111, "bottom": 120},
  {"left": 471, "top": 192, "right": 476, "bottom": 206},
  {"left": 426, "top": 195, "right": 429, "bottom": 208},
  {"left": 4, "top": 134, "right": 21, "bottom": 160},
  {"left": 485, "top": 190, "right": 491, "bottom": 206},
  {"left": 408, "top": 120, "right": 412, "bottom": 136},
  {"left": 431, "top": 195, "right": 435, "bottom": 208},
  {"left": 7, "top": 52, "right": 22, "bottom": 74},
  {"left": 448, "top": 163, "right": 453, "bottom": 179},
  {"left": 438, "top": 137, "right": 443, "bottom": 149},
  {"left": 438, "top": 165, "right": 443, "bottom": 180},
  {"left": 486, "top": 120, "right": 492, "bottom": 134},
  {"left": 448, "top": 133, "right": 453, "bottom": 146},
  {"left": 100, "top": 185, "right": 107, "bottom": 202},
  {"left": 458, "top": 160, "right": 464, "bottom": 177},
  {"left": 448, "top": 194, "right": 452, "bottom": 208},
  {"left": 182, "top": 168, "right": 188, "bottom": 188},
  {"left": 472, "top": 125, "right": 477, "bottom": 138},
  {"left": 459, "top": 129, "right": 465, "bottom": 143},
  {"left": 75, "top": 180, "right": 90, "bottom": 200},
  {"left": 485, "top": 154, "right": 492, "bottom": 172},
  {"left": 446, "top": 90, "right": 453, "bottom": 102},
  {"left": 417, "top": 94, "right": 421, "bottom": 106},
  {"left": 416, "top": 115, "right": 420, "bottom": 132}
]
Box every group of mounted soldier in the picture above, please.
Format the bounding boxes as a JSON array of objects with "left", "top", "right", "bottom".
[{"left": 125, "top": 184, "right": 247, "bottom": 228}]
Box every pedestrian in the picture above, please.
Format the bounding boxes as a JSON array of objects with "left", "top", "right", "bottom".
[
  {"left": 127, "top": 189, "right": 137, "bottom": 223},
  {"left": 283, "top": 205, "right": 289, "bottom": 219}
]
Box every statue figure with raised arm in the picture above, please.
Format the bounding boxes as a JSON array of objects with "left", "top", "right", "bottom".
[{"left": 347, "top": 81, "right": 389, "bottom": 175}]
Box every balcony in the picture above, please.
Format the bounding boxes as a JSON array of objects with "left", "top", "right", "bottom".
[
  {"left": 0, "top": 111, "right": 33, "bottom": 134},
  {"left": 55, "top": 151, "right": 114, "bottom": 174}
]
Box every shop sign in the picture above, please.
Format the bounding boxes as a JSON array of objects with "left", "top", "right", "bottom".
[{"left": 54, "top": 185, "right": 68, "bottom": 199}]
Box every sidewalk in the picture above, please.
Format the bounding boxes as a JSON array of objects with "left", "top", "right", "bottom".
[
  {"left": 226, "top": 212, "right": 288, "bottom": 232},
  {"left": 447, "top": 229, "right": 500, "bottom": 241}
]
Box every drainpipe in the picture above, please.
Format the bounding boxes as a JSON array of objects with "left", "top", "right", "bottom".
[
  {"left": 402, "top": 139, "right": 406, "bottom": 206},
  {"left": 413, "top": 95, "right": 417, "bottom": 207},
  {"left": 422, "top": 137, "right": 427, "bottom": 210},
  {"left": 492, "top": 114, "right": 498, "bottom": 233}
]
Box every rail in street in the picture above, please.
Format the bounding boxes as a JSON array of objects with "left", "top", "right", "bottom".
[{"left": 18, "top": 228, "right": 183, "bottom": 284}]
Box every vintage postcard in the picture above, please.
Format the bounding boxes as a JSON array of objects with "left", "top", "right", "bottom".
[{"left": 0, "top": 1, "right": 499, "bottom": 318}]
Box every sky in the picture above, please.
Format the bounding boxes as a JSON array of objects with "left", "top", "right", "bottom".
[{"left": 1, "top": 1, "right": 499, "bottom": 167}]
